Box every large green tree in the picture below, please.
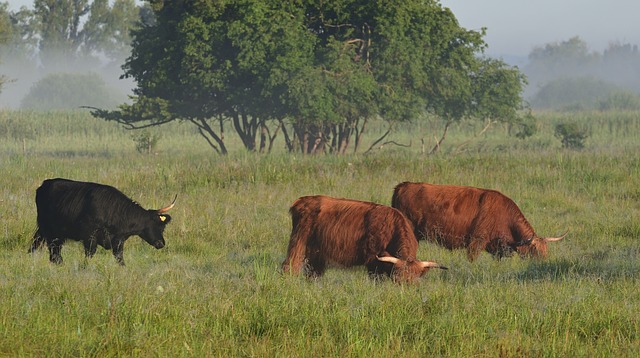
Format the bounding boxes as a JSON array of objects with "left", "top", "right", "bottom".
[
  {"left": 0, "top": 3, "right": 37, "bottom": 90},
  {"left": 94, "top": 0, "right": 313, "bottom": 154},
  {"left": 0, "top": 3, "right": 11, "bottom": 45},
  {"left": 33, "top": 0, "right": 90, "bottom": 68},
  {"left": 0, "top": 2, "right": 10, "bottom": 92},
  {"left": 83, "top": 0, "right": 140, "bottom": 61},
  {"left": 0, "top": 4, "right": 38, "bottom": 58},
  {"left": 93, "top": 0, "right": 526, "bottom": 155},
  {"left": 31, "top": 0, "right": 139, "bottom": 70},
  {"left": 297, "top": 1, "right": 526, "bottom": 154},
  {"left": 0, "top": 3, "right": 38, "bottom": 105}
]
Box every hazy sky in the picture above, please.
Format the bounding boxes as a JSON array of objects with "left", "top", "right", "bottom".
[
  {"left": 440, "top": 0, "right": 640, "bottom": 58},
  {"left": 7, "top": 0, "right": 640, "bottom": 58}
]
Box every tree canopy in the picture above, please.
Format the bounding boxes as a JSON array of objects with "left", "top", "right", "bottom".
[
  {"left": 92, "top": 0, "right": 527, "bottom": 155},
  {"left": 0, "top": 2, "right": 14, "bottom": 92}
]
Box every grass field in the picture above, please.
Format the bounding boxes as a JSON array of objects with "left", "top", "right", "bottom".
[{"left": 1, "top": 110, "right": 639, "bottom": 356}]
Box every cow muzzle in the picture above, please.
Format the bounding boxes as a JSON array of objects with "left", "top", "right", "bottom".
[{"left": 154, "top": 241, "right": 165, "bottom": 249}]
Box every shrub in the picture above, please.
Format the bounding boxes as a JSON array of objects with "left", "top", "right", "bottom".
[
  {"left": 598, "top": 91, "right": 640, "bottom": 111},
  {"left": 131, "top": 130, "right": 160, "bottom": 154},
  {"left": 554, "top": 122, "right": 590, "bottom": 149},
  {"left": 20, "top": 72, "right": 123, "bottom": 110},
  {"left": 514, "top": 112, "right": 537, "bottom": 139}
]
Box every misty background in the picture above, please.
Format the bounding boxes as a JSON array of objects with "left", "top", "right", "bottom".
[
  {"left": 1, "top": 0, "right": 639, "bottom": 111},
  {"left": 0, "top": 0, "right": 141, "bottom": 110},
  {"left": 441, "top": 0, "right": 640, "bottom": 110}
]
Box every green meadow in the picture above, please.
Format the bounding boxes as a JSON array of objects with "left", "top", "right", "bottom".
[{"left": 1, "top": 110, "right": 639, "bottom": 356}]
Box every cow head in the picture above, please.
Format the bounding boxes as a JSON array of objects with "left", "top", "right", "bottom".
[
  {"left": 377, "top": 256, "right": 447, "bottom": 283},
  {"left": 140, "top": 196, "right": 176, "bottom": 249},
  {"left": 516, "top": 232, "right": 567, "bottom": 258}
]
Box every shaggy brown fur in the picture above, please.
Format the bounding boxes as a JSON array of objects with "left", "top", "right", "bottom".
[
  {"left": 392, "top": 182, "right": 565, "bottom": 261},
  {"left": 281, "top": 195, "right": 445, "bottom": 283}
]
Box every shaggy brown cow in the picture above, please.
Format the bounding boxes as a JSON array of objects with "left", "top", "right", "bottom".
[
  {"left": 391, "top": 182, "right": 566, "bottom": 261},
  {"left": 281, "top": 195, "right": 446, "bottom": 283}
]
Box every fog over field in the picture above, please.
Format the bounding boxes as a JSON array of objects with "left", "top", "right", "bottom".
[
  {"left": 1, "top": 0, "right": 639, "bottom": 109},
  {"left": 0, "top": 56, "right": 134, "bottom": 109}
]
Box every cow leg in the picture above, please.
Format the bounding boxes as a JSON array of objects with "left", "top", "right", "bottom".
[
  {"left": 305, "top": 255, "right": 326, "bottom": 278},
  {"left": 489, "top": 238, "right": 514, "bottom": 260},
  {"left": 111, "top": 238, "right": 125, "bottom": 266},
  {"left": 96, "top": 228, "right": 112, "bottom": 249},
  {"left": 81, "top": 227, "right": 104, "bottom": 258},
  {"left": 466, "top": 237, "right": 487, "bottom": 262},
  {"left": 29, "top": 229, "right": 45, "bottom": 253},
  {"left": 48, "top": 238, "right": 64, "bottom": 264},
  {"left": 83, "top": 236, "right": 98, "bottom": 258}
]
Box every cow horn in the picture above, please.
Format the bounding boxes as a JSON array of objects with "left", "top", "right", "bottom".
[
  {"left": 376, "top": 255, "right": 400, "bottom": 264},
  {"left": 420, "top": 261, "right": 448, "bottom": 270},
  {"left": 158, "top": 194, "right": 177, "bottom": 214},
  {"left": 544, "top": 230, "right": 568, "bottom": 242}
]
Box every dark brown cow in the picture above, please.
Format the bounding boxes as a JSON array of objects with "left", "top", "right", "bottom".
[
  {"left": 281, "top": 195, "right": 446, "bottom": 283},
  {"left": 392, "top": 182, "right": 565, "bottom": 261}
]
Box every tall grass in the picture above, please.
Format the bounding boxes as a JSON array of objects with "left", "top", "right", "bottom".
[{"left": 1, "top": 109, "right": 639, "bottom": 356}]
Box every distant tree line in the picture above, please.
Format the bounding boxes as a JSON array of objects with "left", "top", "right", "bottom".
[{"left": 524, "top": 36, "right": 640, "bottom": 110}]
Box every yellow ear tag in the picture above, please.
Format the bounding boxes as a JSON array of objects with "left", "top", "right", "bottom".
[{"left": 159, "top": 215, "right": 167, "bottom": 222}]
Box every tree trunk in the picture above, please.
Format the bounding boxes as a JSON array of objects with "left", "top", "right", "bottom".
[
  {"left": 190, "top": 117, "right": 228, "bottom": 154},
  {"left": 280, "top": 119, "right": 294, "bottom": 152},
  {"left": 266, "top": 121, "right": 281, "bottom": 153},
  {"left": 353, "top": 118, "right": 367, "bottom": 153},
  {"left": 430, "top": 120, "right": 452, "bottom": 155},
  {"left": 310, "top": 131, "right": 325, "bottom": 154},
  {"left": 232, "top": 111, "right": 258, "bottom": 151},
  {"left": 259, "top": 124, "right": 267, "bottom": 153},
  {"left": 337, "top": 123, "right": 351, "bottom": 154}
]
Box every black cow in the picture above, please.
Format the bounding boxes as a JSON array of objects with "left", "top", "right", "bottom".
[{"left": 29, "top": 178, "right": 175, "bottom": 265}]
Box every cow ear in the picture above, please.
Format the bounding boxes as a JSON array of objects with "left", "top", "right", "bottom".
[{"left": 158, "top": 214, "right": 171, "bottom": 224}]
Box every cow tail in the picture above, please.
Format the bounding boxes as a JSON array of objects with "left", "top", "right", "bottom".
[
  {"left": 29, "top": 229, "right": 45, "bottom": 253},
  {"left": 282, "top": 204, "right": 313, "bottom": 274},
  {"left": 391, "top": 184, "right": 403, "bottom": 210}
]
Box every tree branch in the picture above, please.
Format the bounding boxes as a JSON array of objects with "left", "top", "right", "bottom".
[
  {"left": 454, "top": 119, "right": 496, "bottom": 154},
  {"left": 363, "top": 122, "right": 396, "bottom": 154},
  {"left": 365, "top": 138, "right": 411, "bottom": 154},
  {"left": 429, "top": 120, "right": 452, "bottom": 155},
  {"left": 196, "top": 127, "right": 220, "bottom": 154},
  {"left": 82, "top": 106, "right": 174, "bottom": 130}
]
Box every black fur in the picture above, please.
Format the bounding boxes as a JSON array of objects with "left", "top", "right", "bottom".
[{"left": 30, "top": 178, "right": 172, "bottom": 265}]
